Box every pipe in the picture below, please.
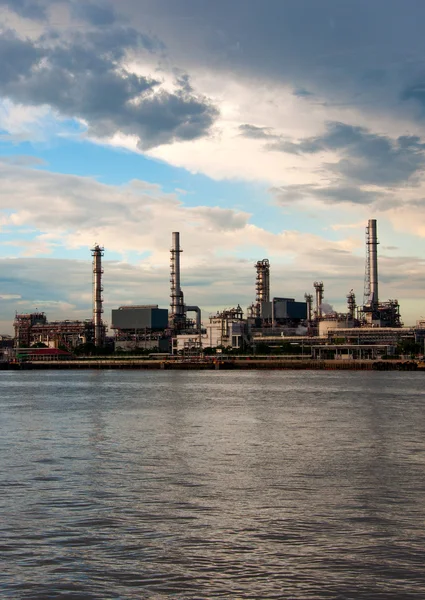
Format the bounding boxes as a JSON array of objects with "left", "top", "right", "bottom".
[
  {"left": 368, "top": 219, "right": 378, "bottom": 306},
  {"left": 186, "top": 306, "right": 201, "bottom": 332},
  {"left": 91, "top": 244, "right": 104, "bottom": 347}
]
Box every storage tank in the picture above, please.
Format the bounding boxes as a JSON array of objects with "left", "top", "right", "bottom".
[{"left": 319, "top": 317, "right": 354, "bottom": 337}]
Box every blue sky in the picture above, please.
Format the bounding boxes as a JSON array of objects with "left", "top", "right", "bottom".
[{"left": 1, "top": 0, "right": 425, "bottom": 333}]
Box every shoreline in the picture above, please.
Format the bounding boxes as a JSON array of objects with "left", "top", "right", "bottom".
[{"left": 0, "top": 359, "right": 420, "bottom": 371}]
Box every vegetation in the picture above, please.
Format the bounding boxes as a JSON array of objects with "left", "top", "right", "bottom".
[{"left": 396, "top": 339, "right": 422, "bottom": 357}]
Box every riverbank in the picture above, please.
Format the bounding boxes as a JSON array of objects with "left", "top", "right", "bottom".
[{"left": 0, "top": 359, "right": 420, "bottom": 370}]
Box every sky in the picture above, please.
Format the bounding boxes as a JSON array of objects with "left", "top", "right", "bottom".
[{"left": 1, "top": 0, "right": 425, "bottom": 335}]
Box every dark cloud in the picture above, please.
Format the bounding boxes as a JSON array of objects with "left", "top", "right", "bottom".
[
  {"left": 261, "top": 122, "right": 425, "bottom": 186},
  {"left": 0, "top": 31, "right": 42, "bottom": 86},
  {"left": 0, "top": 25, "right": 218, "bottom": 149},
  {"left": 1, "top": 0, "right": 117, "bottom": 24},
  {"left": 5, "top": 0, "right": 425, "bottom": 131},
  {"left": 118, "top": 0, "right": 425, "bottom": 121},
  {"left": 272, "top": 183, "right": 387, "bottom": 206},
  {"left": 70, "top": 2, "right": 116, "bottom": 26},
  {"left": 174, "top": 72, "right": 193, "bottom": 94},
  {"left": 0, "top": 0, "right": 47, "bottom": 20},
  {"left": 239, "top": 124, "right": 277, "bottom": 140},
  {"left": 400, "top": 82, "right": 425, "bottom": 119},
  {"left": 293, "top": 88, "right": 314, "bottom": 97}
]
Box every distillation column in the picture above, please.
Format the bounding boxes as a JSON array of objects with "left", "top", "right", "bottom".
[
  {"left": 304, "top": 293, "right": 313, "bottom": 324},
  {"left": 367, "top": 219, "right": 379, "bottom": 307},
  {"left": 170, "top": 232, "right": 185, "bottom": 327},
  {"left": 255, "top": 259, "right": 270, "bottom": 318},
  {"left": 91, "top": 244, "right": 104, "bottom": 347},
  {"left": 314, "top": 281, "right": 324, "bottom": 319},
  {"left": 347, "top": 290, "right": 356, "bottom": 320}
]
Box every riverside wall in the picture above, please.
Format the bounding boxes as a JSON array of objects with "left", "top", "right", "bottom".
[{"left": 0, "top": 359, "right": 420, "bottom": 371}]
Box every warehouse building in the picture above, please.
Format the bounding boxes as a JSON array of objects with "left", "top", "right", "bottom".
[{"left": 111, "top": 305, "right": 169, "bottom": 332}]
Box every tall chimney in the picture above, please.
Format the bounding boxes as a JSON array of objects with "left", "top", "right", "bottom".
[
  {"left": 314, "top": 281, "right": 324, "bottom": 319},
  {"left": 91, "top": 244, "right": 104, "bottom": 347},
  {"left": 170, "top": 232, "right": 185, "bottom": 325},
  {"left": 367, "top": 219, "right": 379, "bottom": 307}
]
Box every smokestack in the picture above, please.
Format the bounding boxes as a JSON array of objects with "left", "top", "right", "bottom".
[
  {"left": 367, "top": 219, "right": 379, "bottom": 306},
  {"left": 170, "top": 232, "right": 185, "bottom": 325},
  {"left": 255, "top": 259, "right": 270, "bottom": 318},
  {"left": 91, "top": 244, "right": 104, "bottom": 347},
  {"left": 314, "top": 281, "right": 324, "bottom": 319}
]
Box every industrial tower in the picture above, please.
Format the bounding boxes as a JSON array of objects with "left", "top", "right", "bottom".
[
  {"left": 313, "top": 281, "right": 324, "bottom": 319},
  {"left": 361, "top": 219, "right": 401, "bottom": 326},
  {"left": 364, "top": 219, "right": 379, "bottom": 309},
  {"left": 91, "top": 244, "right": 104, "bottom": 347},
  {"left": 170, "top": 232, "right": 185, "bottom": 329},
  {"left": 304, "top": 293, "right": 313, "bottom": 324},
  {"left": 255, "top": 259, "right": 270, "bottom": 319}
]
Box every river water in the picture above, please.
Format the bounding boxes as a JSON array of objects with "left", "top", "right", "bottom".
[{"left": 1, "top": 370, "right": 425, "bottom": 599}]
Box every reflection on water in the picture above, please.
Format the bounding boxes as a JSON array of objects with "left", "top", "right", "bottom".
[{"left": 1, "top": 370, "right": 425, "bottom": 598}]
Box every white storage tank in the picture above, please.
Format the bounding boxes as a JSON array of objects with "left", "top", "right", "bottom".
[{"left": 319, "top": 317, "right": 354, "bottom": 337}]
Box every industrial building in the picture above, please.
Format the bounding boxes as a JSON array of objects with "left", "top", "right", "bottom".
[
  {"left": 173, "top": 305, "right": 248, "bottom": 354},
  {"left": 111, "top": 305, "right": 168, "bottom": 332},
  {"left": 249, "top": 218, "right": 408, "bottom": 354},
  {"left": 14, "top": 245, "right": 106, "bottom": 350},
  {"left": 13, "top": 312, "right": 97, "bottom": 349},
  {"left": 111, "top": 305, "right": 169, "bottom": 352},
  {"left": 9, "top": 218, "right": 422, "bottom": 358}
]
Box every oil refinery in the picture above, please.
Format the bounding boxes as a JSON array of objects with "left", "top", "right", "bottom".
[{"left": 7, "top": 219, "right": 425, "bottom": 360}]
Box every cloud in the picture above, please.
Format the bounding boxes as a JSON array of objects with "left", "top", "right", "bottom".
[
  {"left": 0, "top": 0, "right": 47, "bottom": 20},
  {"left": 0, "top": 294, "right": 21, "bottom": 300},
  {"left": 70, "top": 2, "right": 117, "bottom": 26},
  {"left": 0, "top": 155, "right": 45, "bottom": 166},
  {"left": 293, "top": 88, "right": 314, "bottom": 98},
  {"left": 0, "top": 25, "right": 219, "bottom": 150},
  {"left": 0, "top": 30, "right": 42, "bottom": 86},
  {"left": 241, "top": 121, "right": 425, "bottom": 187},
  {"left": 272, "top": 183, "right": 388, "bottom": 207},
  {"left": 238, "top": 123, "right": 277, "bottom": 140}
]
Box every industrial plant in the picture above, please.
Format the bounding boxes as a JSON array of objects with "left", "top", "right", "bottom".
[{"left": 8, "top": 220, "right": 425, "bottom": 360}]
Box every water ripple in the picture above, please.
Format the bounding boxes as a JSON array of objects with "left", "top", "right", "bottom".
[{"left": 2, "top": 370, "right": 425, "bottom": 598}]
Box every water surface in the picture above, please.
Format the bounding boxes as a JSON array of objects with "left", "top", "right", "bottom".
[{"left": 1, "top": 370, "right": 425, "bottom": 598}]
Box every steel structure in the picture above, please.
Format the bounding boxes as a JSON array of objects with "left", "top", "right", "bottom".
[
  {"left": 170, "top": 232, "right": 185, "bottom": 327},
  {"left": 347, "top": 290, "right": 356, "bottom": 320},
  {"left": 14, "top": 312, "right": 47, "bottom": 348},
  {"left": 313, "top": 281, "right": 324, "bottom": 319},
  {"left": 360, "top": 219, "right": 401, "bottom": 327},
  {"left": 169, "top": 232, "right": 202, "bottom": 341},
  {"left": 14, "top": 312, "right": 96, "bottom": 349},
  {"left": 364, "top": 219, "right": 379, "bottom": 308},
  {"left": 304, "top": 293, "right": 313, "bottom": 323},
  {"left": 91, "top": 244, "right": 104, "bottom": 347},
  {"left": 255, "top": 259, "right": 270, "bottom": 318}
]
